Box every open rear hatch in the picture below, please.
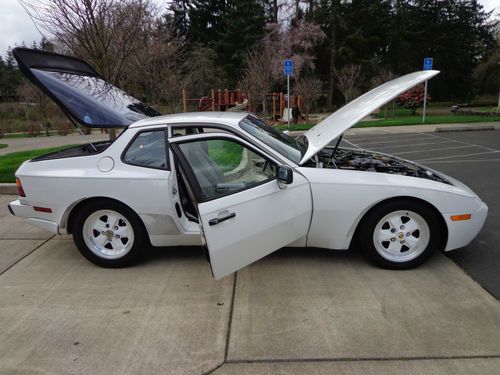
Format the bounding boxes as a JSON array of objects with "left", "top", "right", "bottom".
[{"left": 13, "top": 48, "right": 160, "bottom": 128}]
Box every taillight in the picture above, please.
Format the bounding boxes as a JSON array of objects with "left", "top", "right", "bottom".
[{"left": 16, "top": 178, "right": 26, "bottom": 197}]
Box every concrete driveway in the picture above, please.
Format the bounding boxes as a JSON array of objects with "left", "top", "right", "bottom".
[{"left": 1, "top": 194, "right": 500, "bottom": 374}]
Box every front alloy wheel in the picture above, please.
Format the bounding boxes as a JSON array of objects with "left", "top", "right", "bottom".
[
  {"left": 358, "top": 200, "right": 442, "bottom": 269},
  {"left": 373, "top": 210, "right": 430, "bottom": 263}
]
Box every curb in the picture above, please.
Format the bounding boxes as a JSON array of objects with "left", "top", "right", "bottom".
[
  {"left": 0, "top": 183, "right": 17, "bottom": 195},
  {"left": 435, "top": 125, "right": 496, "bottom": 132}
]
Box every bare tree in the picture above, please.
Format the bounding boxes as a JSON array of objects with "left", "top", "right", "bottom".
[
  {"left": 184, "top": 45, "right": 224, "bottom": 98},
  {"left": 17, "top": 81, "right": 50, "bottom": 136},
  {"left": 20, "top": 0, "right": 158, "bottom": 138},
  {"left": 124, "top": 19, "right": 185, "bottom": 113},
  {"left": 263, "top": 21, "right": 325, "bottom": 81},
  {"left": 294, "top": 77, "right": 322, "bottom": 122},
  {"left": 21, "top": 0, "right": 156, "bottom": 84},
  {"left": 334, "top": 64, "right": 362, "bottom": 103},
  {"left": 239, "top": 45, "right": 275, "bottom": 117},
  {"left": 371, "top": 70, "right": 396, "bottom": 118}
]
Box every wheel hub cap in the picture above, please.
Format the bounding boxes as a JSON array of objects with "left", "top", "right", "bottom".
[
  {"left": 82, "top": 209, "right": 135, "bottom": 259},
  {"left": 373, "top": 210, "right": 430, "bottom": 263}
]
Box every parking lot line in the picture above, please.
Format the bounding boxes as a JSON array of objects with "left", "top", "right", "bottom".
[
  {"left": 421, "top": 159, "right": 500, "bottom": 164},
  {"left": 416, "top": 151, "right": 500, "bottom": 162},
  {"left": 353, "top": 137, "right": 431, "bottom": 146},
  {"left": 392, "top": 145, "right": 475, "bottom": 155},
  {"left": 346, "top": 133, "right": 426, "bottom": 142},
  {"left": 423, "top": 133, "right": 500, "bottom": 153},
  {"left": 342, "top": 139, "right": 362, "bottom": 149},
  {"left": 374, "top": 141, "right": 453, "bottom": 149}
]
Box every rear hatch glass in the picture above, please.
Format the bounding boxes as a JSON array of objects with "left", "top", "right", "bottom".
[{"left": 13, "top": 48, "right": 160, "bottom": 128}]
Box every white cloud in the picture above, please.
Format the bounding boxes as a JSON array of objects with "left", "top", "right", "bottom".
[
  {"left": 0, "top": 0, "right": 42, "bottom": 58},
  {"left": 480, "top": 0, "right": 499, "bottom": 13}
]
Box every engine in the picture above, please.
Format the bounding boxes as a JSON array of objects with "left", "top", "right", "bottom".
[{"left": 317, "top": 148, "right": 450, "bottom": 184}]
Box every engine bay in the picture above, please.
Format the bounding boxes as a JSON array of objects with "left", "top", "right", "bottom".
[{"left": 316, "top": 147, "right": 450, "bottom": 184}]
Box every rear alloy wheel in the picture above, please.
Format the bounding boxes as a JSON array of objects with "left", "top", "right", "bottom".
[
  {"left": 73, "top": 201, "right": 147, "bottom": 267},
  {"left": 358, "top": 200, "right": 442, "bottom": 269}
]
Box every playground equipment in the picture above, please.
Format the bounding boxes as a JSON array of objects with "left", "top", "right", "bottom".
[
  {"left": 267, "top": 92, "right": 302, "bottom": 121},
  {"left": 182, "top": 89, "right": 247, "bottom": 112},
  {"left": 182, "top": 89, "right": 302, "bottom": 122}
]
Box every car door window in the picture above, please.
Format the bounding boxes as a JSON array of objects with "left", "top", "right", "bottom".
[
  {"left": 123, "top": 130, "right": 168, "bottom": 169},
  {"left": 178, "top": 139, "right": 276, "bottom": 200}
]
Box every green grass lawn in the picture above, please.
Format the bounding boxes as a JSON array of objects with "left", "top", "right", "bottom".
[
  {"left": 1, "top": 133, "right": 33, "bottom": 139},
  {"left": 0, "top": 144, "right": 7, "bottom": 149},
  {"left": 356, "top": 114, "right": 500, "bottom": 127},
  {"left": 275, "top": 114, "right": 500, "bottom": 132},
  {"left": 207, "top": 139, "right": 243, "bottom": 172},
  {"left": 0, "top": 145, "right": 76, "bottom": 183}
]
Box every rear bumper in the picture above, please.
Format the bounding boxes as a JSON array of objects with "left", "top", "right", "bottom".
[
  {"left": 444, "top": 201, "right": 488, "bottom": 251},
  {"left": 8, "top": 199, "right": 60, "bottom": 234}
]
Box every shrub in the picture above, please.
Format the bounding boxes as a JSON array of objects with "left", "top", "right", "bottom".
[
  {"left": 27, "top": 122, "right": 41, "bottom": 137},
  {"left": 398, "top": 84, "right": 431, "bottom": 115},
  {"left": 80, "top": 126, "right": 91, "bottom": 135},
  {"left": 56, "top": 121, "right": 73, "bottom": 136},
  {"left": 467, "top": 95, "right": 497, "bottom": 107}
]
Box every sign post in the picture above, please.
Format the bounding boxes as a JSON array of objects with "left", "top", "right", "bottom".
[
  {"left": 283, "top": 59, "right": 293, "bottom": 129},
  {"left": 422, "top": 57, "right": 433, "bottom": 123}
]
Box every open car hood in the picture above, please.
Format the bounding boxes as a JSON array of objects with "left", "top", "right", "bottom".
[
  {"left": 299, "top": 70, "right": 440, "bottom": 165},
  {"left": 13, "top": 48, "right": 160, "bottom": 128}
]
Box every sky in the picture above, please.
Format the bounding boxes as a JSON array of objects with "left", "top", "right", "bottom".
[{"left": 0, "top": 0, "right": 498, "bottom": 59}]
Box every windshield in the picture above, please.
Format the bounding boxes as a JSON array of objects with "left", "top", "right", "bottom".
[{"left": 239, "top": 115, "right": 307, "bottom": 164}]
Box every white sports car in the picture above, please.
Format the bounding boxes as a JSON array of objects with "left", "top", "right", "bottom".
[{"left": 8, "top": 48, "right": 487, "bottom": 279}]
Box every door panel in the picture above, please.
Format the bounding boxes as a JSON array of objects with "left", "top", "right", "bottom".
[
  {"left": 170, "top": 133, "right": 312, "bottom": 279},
  {"left": 198, "top": 176, "right": 311, "bottom": 279}
]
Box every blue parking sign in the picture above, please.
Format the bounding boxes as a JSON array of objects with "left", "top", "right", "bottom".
[
  {"left": 284, "top": 60, "right": 293, "bottom": 75},
  {"left": 423, "top": 57, "right": 433, "bottom": 71}
]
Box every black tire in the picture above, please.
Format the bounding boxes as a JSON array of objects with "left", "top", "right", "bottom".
[
  {"left": 72, "top": 200, "right": 149, "bottom": 267},
  {"left": 357, "top": 199, "right": 442, "bottom": 270}
]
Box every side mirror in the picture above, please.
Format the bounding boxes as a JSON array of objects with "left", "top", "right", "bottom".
[{"left": 277, "top": 165, "right": 293, "bottom": 188}]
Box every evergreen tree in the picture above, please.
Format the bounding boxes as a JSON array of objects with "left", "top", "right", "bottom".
[
  {"left": 186, "top": 0, "right": 227, "bottom": 47},
  {"left": 309, "top": 0, "right": 495, "bottom": 103},
  {"left": 0, "top": 48, "right": 23, "bottom": 100},
  {"left": 170, "top": 0, "right": 191, "bottom": 43},
  {"left": 386, "top": 0, "right": 495, "bottom": 101},
  {"left": 216, "top": 0, "right": 266, "bottom": 84}
]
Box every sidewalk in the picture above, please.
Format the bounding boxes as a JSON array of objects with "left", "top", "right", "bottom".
[
  {"left": 1, "top": 193, "right": 499, "bottom": 374},
  {"left": 0, "top": 133, "right": 108, "bottom": 155},
  {"left": 288, "top": 121, "right": 500, "bottom": 137}
]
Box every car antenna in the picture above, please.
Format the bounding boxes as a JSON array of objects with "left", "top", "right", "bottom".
[{"left": 68, "top": 117, "right": 97, "bottom": 151}]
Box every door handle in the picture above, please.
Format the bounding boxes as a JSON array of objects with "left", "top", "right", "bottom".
[{"left": 209, "top": 212, "right": 236, "bottom": 226}]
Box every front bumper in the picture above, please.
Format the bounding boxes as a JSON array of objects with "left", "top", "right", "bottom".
[
  {"left": 444, "top": 201, "right": 488, "bottom": 251},
  {"left": 8, "top": 199, "right": 60, "bottom": 234}
]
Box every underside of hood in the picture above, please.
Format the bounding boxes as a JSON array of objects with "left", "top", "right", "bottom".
[{"left": 299, "top": 70, "right": 440, "bottom": 165}]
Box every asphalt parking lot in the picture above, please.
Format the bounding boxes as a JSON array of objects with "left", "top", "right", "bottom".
[
  {"left": 1, "top": 128, "right": 500, "bottom": 374},
  {"left": 341, "top": 129, "right": 500, "bottom": 299}
]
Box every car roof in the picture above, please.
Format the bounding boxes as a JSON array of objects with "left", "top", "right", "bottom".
[{"left": 129, "top": 111, "right": 249, "bottom": 129}]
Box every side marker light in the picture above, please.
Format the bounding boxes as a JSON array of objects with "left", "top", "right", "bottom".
[{"left": 450, "top": 214, "right": 471, "bottom": 221}]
